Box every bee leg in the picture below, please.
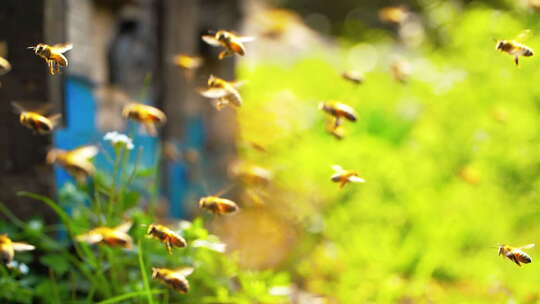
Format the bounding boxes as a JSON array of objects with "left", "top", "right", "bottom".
[
  {"left": 144, "top": 123, "right": 158, "bottom": 137},
  {"left": 334, "top": 117, "right": 342, "bottom": 128},
  {"left": 218, "top": 50, "right": 231, "bottom": 60},
  {"left": 514, "top": 56, "right": 519, "bottom": 66},
  {"left": 47, "top": 60, "right": 55, "bottom": 75},
  {"left": 165, "top": 242, "right": 172, "bottom": 255}
]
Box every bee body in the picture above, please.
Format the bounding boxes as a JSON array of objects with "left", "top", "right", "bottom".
[
  {"left": 342, "top": 71, "right": 363, "bottom": 85},
  {"left": 498, "top": 244, "right": 534, "bottom": 266},
  {"left": 152, "top": 267, "right": 193, "bottom": 294},
  {"left": 19, "top": 112, "right": 59, "bottom": 134},
  {"left": 173, "top": 54, "right": 203, "bottom": 70},
  {"left": 379, "top": 6, "right": 410, "bottom": 24},
  {"left": 0, "top": 56, "right": 12, "bottom": 75},
  {"left": 146, "top": 224, "right": 187, "bottom": 254},
  {"left": 199, "top": 196, "right": 239, "bottom": 214},
  {"left": 391, "top": 60, "right": 411, "bottom": 83},
  {"left": 0, "top": 236, "right": 14, "bottom": 265}
]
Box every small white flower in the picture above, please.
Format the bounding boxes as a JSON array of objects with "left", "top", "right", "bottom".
[
  {"left": 6, "top": 261, "right": 29, "bottom": 274},
  {"left": 19, "top": 263, "right": 29, "bottom": 274},
  {"left": 104, "top": 131, "right": 134, "bottom": 150},
  {"left": 178, "top": 220, "right": 192, "bottom": 230}
]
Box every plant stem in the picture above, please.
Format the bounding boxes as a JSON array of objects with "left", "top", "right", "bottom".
[
  {"left": 137, "top": 240, "right": 154, "bottom": 304},
  {"left": 108, "top": 146, "right": 123, "bottom": 222},
  {"left": 0, "top": 201, "right": 25, "bottom": 228},
  {"left": 96, "top": 290, "right": 164, "bottom": 304}
]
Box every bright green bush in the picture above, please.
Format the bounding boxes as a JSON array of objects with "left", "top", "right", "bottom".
[{"left": 238, "top": 4, "right": 540, "bottom": 303}]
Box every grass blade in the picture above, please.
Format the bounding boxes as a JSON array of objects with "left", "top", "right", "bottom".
[
  {"left": 97, "top": 289, "right": 164, "bottom": 304},
  {"left": 137, "top": 239, "right": 155, "bottom": 304}
]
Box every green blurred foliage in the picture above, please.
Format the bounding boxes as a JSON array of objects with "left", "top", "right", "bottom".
[{"left": 238, "top": 4, "right": 540, "bottom": 303}]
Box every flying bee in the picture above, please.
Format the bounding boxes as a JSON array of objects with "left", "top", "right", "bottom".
[
  {"left": 76, "top": 222, "right": 133, "bottom": 249},
  {"left": 146, "top": 224, "right": 187, "bottom": 254},
  {"left": 202, "top": 30, "right": 255, "bottom": 60},
  {"left": 228, "top": 161, "right": 273, "bottom": 186},
  {"left": 259, "top": 9, "right": 300, "bottom": 39},
  {"left": 379, "top": 6, "right": 410, "bottom": 24},
  {"left": 331, "top": 165, "right": 365, "bottom": 189},
  {"left": 47, "top": 145, "right": 98, "bottom": 181},
  {"left": 173, "top": 54, "right": 203, "bottom": 70},
  {"left": 341, "top": 71, "right": 364, "bottom": 85},
  {"left": 495, "top": 30, "right": 534, "bottom": 66},
  {"left": 0, "top": 56, "right": 11, "bottom": 75},
  {"left": 391, "top": 60, "right": 411, "bottom": 83},
  {"left": 122, "top": 103, "right": 167, "bottom": 136},
  {"left": 319, "top": 101, "right": 358, "bottom": 128},
  {"left": 152, "top": 267, "right": 194, "bottom": 294},
  {"left": 0, "top": 234, "right": 35, "bottom": 266},
  {"left": 172, "top": 54, "right": 203, "bottom": 80},
  {"left": 28, "top": 43, "right": 73, "bottom": 75},
  {"left": 498, "top": 244, "right": 535, "bottom": 266},
  {"left": 199, "top": 75, "right": 244, "bottom": 110},
  {"left": 529, "top": 0, "right": 540, "bottom": 11},
  {"left": 199, "top": 196, "right": 239, "bottom": 215},
  {"left": 0, "top": 56, "right": 10, "bottom": 87},
  {"left": 12, "top": 102, "right": 61, "bottom": 134}
]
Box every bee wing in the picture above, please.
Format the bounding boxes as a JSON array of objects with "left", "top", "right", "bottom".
[
  {"left": 47, "top": 114, "right": 62, "bottom": 128},
  {"left": 11, "top": 101, "right": 26, "bottom": 114},
  {"left": 202, "top": 35, "right": 222, "bottom": 46},
  {"left": 114, "top": 221, "right": 133, "bottom": 233},
  {"left": 11, "top": 242, "right": 35, "bottom": 252},
  {"left": 146, "top": 106, "right": 167, "bottom": 124},
  {"left": 349, "top": 176, "right": 366, "bottom": 183},
  {"left": 52, "top": 43, "right": 73, "bottom": 53},
  {"left": 231, "top": 80, "right": 247, "bottom": 88},
  {"left": 69, "top": 145, "right": 98, "bottom": 160},
  {"left": 331, "top": 165, "right": 344, "bottom": 172},
  {"left": 76, "top": 232, "right": 103, "bottom": 244},
  {"left": 174, "top": 267, "right": 194, "bottom": 277},
  {"left": 236, "top": 36, "right": 256, "bottom": 43},
  {"left": 199, "top": 88, "right": 229, "bottom": 99},
  {"left": 192, "top": 239, "right": 227, "bottom": 253},
  {"left": 520, "top": 244, "right": 535, "bottom": 250},
  {"left": 515, "top": 29, "right": 532, "bottom": 42}
]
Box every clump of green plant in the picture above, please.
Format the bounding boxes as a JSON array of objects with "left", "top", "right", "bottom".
[
  {"left": 237, "top": 4, "right": 540, "bottom": 303},
  {"left": 0, "top": 131, "right": 288, "bottom": 304}
]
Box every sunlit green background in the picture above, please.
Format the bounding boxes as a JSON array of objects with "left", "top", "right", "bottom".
[{"left": 236, "top": 2, "right": 540, "bottom": 303}]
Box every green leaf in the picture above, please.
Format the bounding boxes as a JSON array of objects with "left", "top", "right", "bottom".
[{"left": 40, "top": 254, "right": 70, "bottom": 276}]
